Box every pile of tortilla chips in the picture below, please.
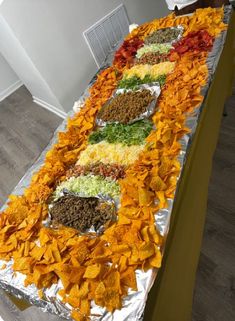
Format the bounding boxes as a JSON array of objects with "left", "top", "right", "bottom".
[
  {"left": 0, "top": 7, "right": 227, "bottom": 321},
  {"left": 126, "top": 7, "right": 226, "bottom": 40}
]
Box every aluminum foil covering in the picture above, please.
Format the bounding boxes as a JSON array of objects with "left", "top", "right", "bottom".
[
  {"left": 96, "top": 83, "right": 161, "bottom": 126},
  {"left": 144, "top": 25, "right": 184, "bottom": 45},
  {"left": 0, "top": 5, "right": 232, "bottom": 321}
]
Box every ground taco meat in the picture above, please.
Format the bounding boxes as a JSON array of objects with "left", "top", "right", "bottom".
[
  {"left": 50, "top": 195, "right": 114, "bottom": 232},
  {"left": 145, "top": 27, "right": 181, "bottom": 44},
  {"left": 97, "top": 89, "right": 155, "bottom": 124}
]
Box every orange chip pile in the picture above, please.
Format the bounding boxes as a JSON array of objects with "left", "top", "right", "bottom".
[
  {"left": 126, "top": 6, "right": 226, "bottom": 40},
  {"left": 0, "top": 7, "right": 227, "bottom": 321}
]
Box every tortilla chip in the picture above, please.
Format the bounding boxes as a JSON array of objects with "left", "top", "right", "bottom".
[
  {"left": 139, "top": 242, "right": 155, "bottom": 261},
  {"left": 84, "top": 264, "right": 101, "bottom": 279},
  {"left": 121, "top": 267, "right": 137, "bottom": 291}
]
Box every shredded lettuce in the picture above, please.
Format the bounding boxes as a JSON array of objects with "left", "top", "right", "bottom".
[
  {"left": 136, "top": 43, "right": 172, "bottom": 58},
  {"left": 88, "top": 120, "right": 153, "bottom": 146},
  {"left": 54, "top": 175, "right": 120, "bottom": 200},
  {"left": 118, "top": 74, "right": 166, "bottom": 89}
]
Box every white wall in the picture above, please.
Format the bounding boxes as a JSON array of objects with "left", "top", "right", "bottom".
[
  {"left": 0, "top": 14, "right": 66, "bottom": 117},
  {"left": 0, "top": 52, "right": 21, "bottom": 101},
  {"left": 0, "top": 0, "right": 169, "bottom": 112}
]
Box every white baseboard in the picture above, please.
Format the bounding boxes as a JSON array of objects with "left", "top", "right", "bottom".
[
  {"left": 0, "top": 80, "right": 23, "bottom": 102},
  {"left": 33, "top": 96, "right": 67, "bottom": 119}
]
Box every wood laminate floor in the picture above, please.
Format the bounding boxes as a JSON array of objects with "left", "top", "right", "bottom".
[
  {"left": 0, "top": 85, "right": 234, "bottom": 320},
  {"left": 0, "top": 86, "right": 61, "bottom": 205},
  {"left": 191, "top": 84, "right": 235, "bottom": 321}
]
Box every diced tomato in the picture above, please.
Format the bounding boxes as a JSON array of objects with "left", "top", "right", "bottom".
[{"left": 171, "top": 30, "right": 214, "bottom": 57}]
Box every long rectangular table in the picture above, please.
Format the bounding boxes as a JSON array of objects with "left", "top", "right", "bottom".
[
  {"left": 144, "top": 8, "right": 235, "bottom": 321},
  {"left": 1, "top": 7, "right": 235, "bottom": 321}
]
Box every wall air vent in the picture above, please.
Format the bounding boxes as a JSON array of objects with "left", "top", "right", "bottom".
[{"left": 83, "top": 4, "right": 130, "bottom": 68}]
